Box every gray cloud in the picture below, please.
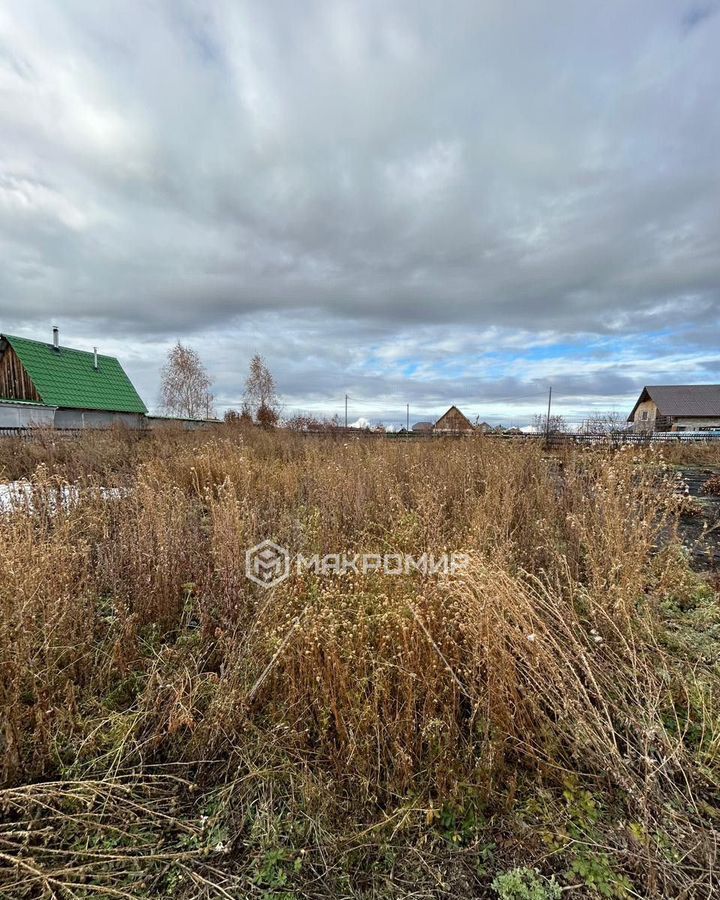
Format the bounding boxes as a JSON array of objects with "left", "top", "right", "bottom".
[{"left": 0, "top": 0, "right": 719, "bottom": 423}]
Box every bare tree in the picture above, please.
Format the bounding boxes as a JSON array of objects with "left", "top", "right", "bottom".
[
  {"left": 531, "top": 413, "right": 568, "bottom": 435},
  {"left": 285, "top": 413, "right": 343, "bottom": 433},
  {"left": 243, "top": 354, "right": 279, "bottom": 426},
  {"left": 240, "top": 402, "right": 254, "bottom": 426},
  {"left": 160, "top": 342, "right": 213, "bottom": 419},
  {"left": 579, "top": 412, "right": 626, "bottom": 434}
]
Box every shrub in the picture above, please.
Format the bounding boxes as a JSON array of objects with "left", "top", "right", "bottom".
[{"left": 492, "top": 867, "right": 562, "bottom": 900}]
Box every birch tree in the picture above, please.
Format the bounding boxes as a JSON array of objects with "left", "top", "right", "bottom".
[
  {"left": 243, "top": 354, "right": 279, "bottom": 426},
  {"left": 160, "top": 342, "right": 214, "bottom": 419}
]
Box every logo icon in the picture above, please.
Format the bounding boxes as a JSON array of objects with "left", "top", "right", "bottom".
[{"left": 245, "top": 540, "right": 291, "bottom": 588}]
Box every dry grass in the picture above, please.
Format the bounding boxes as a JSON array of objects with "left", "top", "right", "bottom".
[{"left": 0, "top": 430, "right": 718, "bottom": 897}]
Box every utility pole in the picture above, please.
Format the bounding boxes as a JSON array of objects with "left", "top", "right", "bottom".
[
  {"left": 545, "top": 385, "right": 552, "bottom": 443},
  {"left": 345, "top": 394, "right": 348, "bottom": 430},
  {"left": 406, "top": 403, "right": 410, "bottom": 440}
]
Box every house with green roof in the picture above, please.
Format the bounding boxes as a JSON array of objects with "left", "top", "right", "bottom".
[{"left": 0, "top": 328, "right": 148, "bottom": 429}]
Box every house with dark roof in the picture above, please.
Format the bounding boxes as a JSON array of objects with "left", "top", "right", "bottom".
[
  {"left": 433, "top": 405, "right": 475, "bottom": 434},
  {"left": 628, "top": 385, "right": 720, "bottom": 433},
  {"left": 0, "top": 328, "right": 148, "bottom": 429}
]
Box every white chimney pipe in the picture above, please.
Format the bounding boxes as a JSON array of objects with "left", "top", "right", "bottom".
[
  {"left": 52, "top": 326, "right": 59, "bottom": 349},
  {"left": 93, "top": 347, "right": 98, "bottom": 370}
]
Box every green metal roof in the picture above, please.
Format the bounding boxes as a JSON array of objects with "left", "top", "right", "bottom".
[{"left": 2, "top": 334, "right": 147, "bottom": 414}]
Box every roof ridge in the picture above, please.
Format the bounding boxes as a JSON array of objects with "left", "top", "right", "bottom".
[{"left": 2, "top": 334, "right": 117, "bottom": 360}]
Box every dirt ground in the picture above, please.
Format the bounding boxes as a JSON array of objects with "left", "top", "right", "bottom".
[{"left": 676, "top": 465, "right": 720, "bottom": 571}]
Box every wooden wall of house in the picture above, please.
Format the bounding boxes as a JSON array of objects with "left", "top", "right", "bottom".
[
  {"left": 0, "top": 345, "right": 41, "bottom": 402},
  {"left": 434, "top": 408, "right": 474, "bottom": 432}
]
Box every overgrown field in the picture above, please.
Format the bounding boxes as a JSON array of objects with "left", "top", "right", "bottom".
[{"left": 1, "top": 430, "right": 718, "bottom": 898}]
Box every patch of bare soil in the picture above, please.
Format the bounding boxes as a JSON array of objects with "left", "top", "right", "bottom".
[{"left": 676, "top": 466, "right": 720, "bottom": 571}]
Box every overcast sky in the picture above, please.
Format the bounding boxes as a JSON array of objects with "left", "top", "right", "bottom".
[{"left": 1, "top": 1, "right": 719, "bottom": 426}]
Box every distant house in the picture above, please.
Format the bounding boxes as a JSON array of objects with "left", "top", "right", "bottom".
[
  {"left": 433, "top": 405, "right": 474, "bottom": 434},
  {"left": 0, "top": 329, "right": 148, "bottom": 429},
  {"left": 628, "top": 385, "right": 720, "bottom": 433},
  {"left": 412, "top": 421, "right": 434, "bottom": 433},
  {"left": 476, "top": 421, "right": 492, "bottom": 433}
]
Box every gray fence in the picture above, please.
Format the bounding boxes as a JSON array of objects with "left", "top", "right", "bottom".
[
  {"left": 543, "top": 430, "right": 720, "bottom": 447},
  {"left": 3, "top": 425, "right": 720, "bottom": 444},
  {"left": 298, "top": 429, "right": 720, "bottom": 444}
]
